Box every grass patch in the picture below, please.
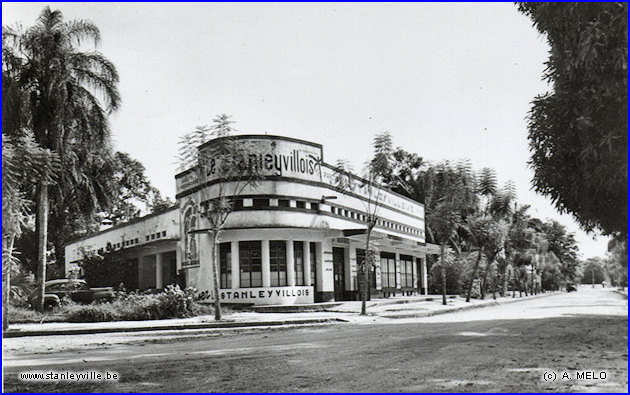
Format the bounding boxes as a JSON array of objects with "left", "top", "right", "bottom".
[{"left": 6, "top": 305, "right": 66, "bottom": 324}]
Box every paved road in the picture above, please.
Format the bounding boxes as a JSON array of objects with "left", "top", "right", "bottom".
[{"left": 3, "top": 287, "right": 627, "bottom": 392}]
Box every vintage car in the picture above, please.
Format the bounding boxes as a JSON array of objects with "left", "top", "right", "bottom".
[{"left": 29, "top": 279, "right": 115, "bottom": 309}]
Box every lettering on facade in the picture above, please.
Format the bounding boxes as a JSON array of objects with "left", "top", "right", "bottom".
[
  {"left": 195, "top": 287, "right": 312, "bottom": 302},
  {"left": 177, "top": 138, "right": 324, "bottom": 194}
]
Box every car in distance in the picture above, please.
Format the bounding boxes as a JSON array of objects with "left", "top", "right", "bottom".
[
  {"left": 29, "top": 279, "right": 115, "bottom": 309},
  {"left": 565, "top": 283, "right": 577, "bottom": 292}
]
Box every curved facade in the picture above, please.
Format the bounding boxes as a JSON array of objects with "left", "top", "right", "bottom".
[{"left": 66, "top": 135, "right": 439, "bottom": 305}]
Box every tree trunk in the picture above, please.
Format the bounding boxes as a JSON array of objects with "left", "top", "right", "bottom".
[
  {"left": 480, "top": 261, "right": 490, "bottom": 300},
  {"left": 211, "top": 231, "right": 222, "bottom": 321},
  {"left": 466, "top": 248, "right": 483, "bottom": 302},
  {"left": 504, "top": 267, "right": 509, "bottom": 297},
  {"left": 440, "top": 244, "right": 447, "bottom": 305},
  {"left": 360, "top": 229, "right": 372, "bottom": 316},
  {"left": 37, "top": 181, "right": 49, "bottom": 311},
  {"left": 3, "top": 235, "right": 16, "bottom": 330}
]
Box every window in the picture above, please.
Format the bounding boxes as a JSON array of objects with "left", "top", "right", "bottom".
[
  {"left": 233, "top": 199, "right": 244, "bottom": 209},
  {"left": 151, "top": 234, "right": 155, "bottom": 240},
  {"left": 294, "top": 241, "right": 305, "bottom": 286},
  {"left": 400, "top": 255, "right": 414, "bottom": 288},
  {"left": 296, "top": 201, "right": 306, "bottom": 209},
  {"left": 269, "top": 241, "right": 287, "bottom": 286},
  {"left": 146, "top": 235, "right": 150, "bottom": 241},
  {"left": 278, "top": 199, "right": 290, "bottom": 207},
  {"left": 134, "top": 238, "right": 139, "bottom": 244},
  {"left": 310, "top": 202, "right": 319, "bottom": 211},
  {"left": 239, "top": 241, "right": 262, "bottom": 287},
  {"left": 253, "top": 198, "right": 270, "bottom": 208},
  {"left": 380, "top": 252, "right": 396, "bottom": 288},
  {"left": 310, "top": 242, "right": 317, "bottom": 287},
  {"left": 219, "top": 243, "right": 231, "bottom": 288},
  {"left": 162, "top": 231, "right": 166, "bottom": 237},
  {"left": 356, "top": 249, "right": 376, "bottom": 288},
  {"left": 330, "top": 206, "right": 336, "bottom": 214}
]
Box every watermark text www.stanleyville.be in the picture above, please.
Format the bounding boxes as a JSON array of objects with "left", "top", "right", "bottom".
[{"left": 19, "top": 370, "right": 119, "bottom": 382}]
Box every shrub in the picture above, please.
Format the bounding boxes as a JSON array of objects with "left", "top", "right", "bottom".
[
  {"left": 65, "top": 303, "right": 119, "bottom": 322},
  {"left": 64, "top": 285, "right": 207, "bottom": 323}
]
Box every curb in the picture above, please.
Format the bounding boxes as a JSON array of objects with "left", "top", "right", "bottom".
[
  {"left": 379, "top": 292, "right": 561, "bottom": 319},
  {"left": 612, "top": 289, "right": 628, "bottom": 299},
  {"left": 2, "top": 318, "right": 346, "bottom": 339}
]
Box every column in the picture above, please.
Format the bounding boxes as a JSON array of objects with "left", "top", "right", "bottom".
[
  {"left": 412, "top": 257, "right": 418, "bottom": 290},
  {"left": 155, "top": 253, "right": 163, "bottom": 289},
  {"left": 421, "top": 256, "right": 428, "bottom": 295},
  {"left": 304, "top": 241, "right": 311, "bottom": 286},
  {"left": 262, "top": 240, "right": 270, "bottom": 287},
  {"left": 395, "top": 252, "right": 401, "bottom": 290},
  {"left": 230, "top": 241, "right": 240, "bottom": 289},
  {"left": 286, "top": 240, "right": 295, "bottom": 286},
  {"left": 320, "top": 239, "right": 334, "bottom": 297}
]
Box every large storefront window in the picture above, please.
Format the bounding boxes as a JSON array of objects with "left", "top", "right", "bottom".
[
  {"left": 380, "top": 252, "right": 396, "bottom": 288},
  {"left": 239, "top": 241, "right": 262, "bottom": 288},
  {"left": 269, "top": 241, "right": 287, "bottom": 287},
  {"left": 294, "top": 241, "right": 305, "bottom": 286},
  {"left": 400, "top": 255, "right": 414, "bottom": 288},
  {"left": 219, "top": 242, "right": 231, "bottom": 288}
]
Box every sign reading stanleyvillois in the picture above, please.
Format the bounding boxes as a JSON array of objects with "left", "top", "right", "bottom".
[
  {"left": 175, "top": 136, "right": 324, "bottom": 195},
  {"left": 195, "top": 286, "right": 315, "bottom": 305}
]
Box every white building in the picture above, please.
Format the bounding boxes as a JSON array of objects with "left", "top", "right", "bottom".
[{"left": 65, "top": 135, "right": 440, "bottom": 305}]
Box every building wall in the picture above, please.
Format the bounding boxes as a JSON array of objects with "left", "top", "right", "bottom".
[{"left": 65, "top": 135, "right": 434, "bottom": 304}]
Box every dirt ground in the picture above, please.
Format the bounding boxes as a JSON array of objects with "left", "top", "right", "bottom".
[{"left": 3, "top": 287, "right": 627, "bottom": 392}]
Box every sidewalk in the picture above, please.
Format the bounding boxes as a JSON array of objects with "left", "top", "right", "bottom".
[{"left": 3, "top": 292, "right": 559, "bottom": 338}]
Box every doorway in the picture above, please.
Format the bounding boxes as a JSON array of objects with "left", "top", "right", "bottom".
[{"left": 332, "top": 247, "right": 346, "bottom": 301}]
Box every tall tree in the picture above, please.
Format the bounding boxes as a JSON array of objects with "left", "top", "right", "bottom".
[
  {"left": 2, "top": 133, "right": 60, "bottom": 327},
  {"left": 334, "top": 132, "right": 395, "bottom": 315},
  {"left": 3, "top": 7, "right": 120, "bottom": 309},
  {"left": 517, "top": 2, "right": 627, "bottom": 239},
  {"left": 417, "top": 161, "right": 477, "bottom": 305},
  {"left": 177, "top": 114, "right": 263, "bottom": 320}
]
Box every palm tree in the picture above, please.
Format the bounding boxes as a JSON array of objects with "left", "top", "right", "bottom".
[
  {"left": 3, "top": 7, "right": 120, "bottom": 309},
  {"left": 418, "top": 161, "right": 477, "bottom": 305},
  {"left": 2, "top": 133, "right": 60, "bottom": 328}
]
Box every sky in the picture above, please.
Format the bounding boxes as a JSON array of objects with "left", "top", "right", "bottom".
[{"left": 2, "top": 2, "right": 612, "bottom": 259}]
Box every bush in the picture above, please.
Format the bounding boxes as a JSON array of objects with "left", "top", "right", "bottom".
[
  {"left": 65, "top": 285, "right": 206, "bottom": 323},
  {"left": 65, "top": 303, "right": 119, "bottom": 322}
]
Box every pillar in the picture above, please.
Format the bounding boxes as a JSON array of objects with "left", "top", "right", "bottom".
[
  {"left": 262, "top": 239, "right": 270, "bottom": 287},
  {"left": 395, "top": 252, "right": 401, "bottom": 290},
  {"left": 287, "top": 240, "right": 295, "bottom": 286},
  {"left": 230, "top": 241, "right": 240, "bottom": 289},
  {"left": 156, "top": 252, "right": 164, "bottom": 289},
  {"left": 421, "top": 256, "right": 428, "bottom": 295},
  {"left": 320, "top": 239, "right": 334, "bottom": 301},
  {"left": 412, "top": 257, "right": 418, "bottom": 289}
]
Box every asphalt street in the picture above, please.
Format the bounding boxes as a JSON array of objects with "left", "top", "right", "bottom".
[{"left": 3, "top": 287, "right": 627, "bottom": 392}]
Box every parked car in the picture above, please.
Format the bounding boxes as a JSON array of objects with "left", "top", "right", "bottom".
[
  {"left": 566, "top": 283, "right": 577, "bottom": 292},
  {"left": 29, "top": 279, "right": 115, "bottom": 309}
]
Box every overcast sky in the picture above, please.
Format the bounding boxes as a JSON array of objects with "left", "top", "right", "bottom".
[{"left": 2, "top": 2, "right": 611, "bottom": 258}]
